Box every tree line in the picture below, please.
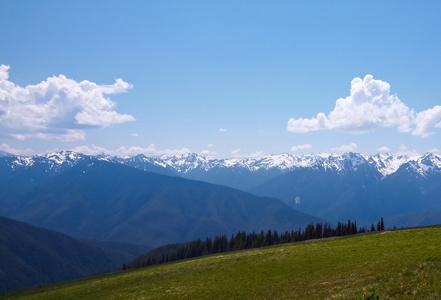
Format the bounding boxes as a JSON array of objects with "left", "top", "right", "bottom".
[{"left": 126, "top": 218, "right": 385, "bottom": 270}]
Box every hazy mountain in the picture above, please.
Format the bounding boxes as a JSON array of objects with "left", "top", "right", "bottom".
[
  {"left": 0, "top": 216, "right": 149, "bottom": 293},
  {"left": 0, "top": 151, "right": 12, "bottom": 157},
  {"left": 386, "top": 209, "right": 441, "bottom": 228},
  {"left": 108, "top": 151, "right": 422, "bottom": 190},
  {"left": 108, "top": 153, "right": 178, "bottom": 177},
  {"left": 0, "top": 159, "right": 322, "bottom": 248},
  {"left": 2, "top": 150, "right": 440, "bottom": 229},
  {"left": 252, "top": 153, "right": 441, "bottom": 226},
  {"left": 0, "top": 150, "right": 428, "bottom": 191},
  {"left": 0, "top": 151, "right": 97, "bottom": 192}
]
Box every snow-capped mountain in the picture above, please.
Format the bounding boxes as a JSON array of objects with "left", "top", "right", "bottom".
[
  {"left": 1, "top": 150, "right": 441, "bottom": 227},
  {"left": 1, "top": 150, "right": 94, "bottom": 173},
  {"left": 3, "top": 149, "right": 439, "bottom": 193},
  {"left": 399, "top": 153, "right": 441, "bottom": 177},
  {"left": 110, "top": 151, "right": 439, "bottom": 179},
  {"left": 2, "top": 150, "right": 440, "bottom": 179},
  {"left": 367, "top": 153, "right": 416, "bottom": 177}
]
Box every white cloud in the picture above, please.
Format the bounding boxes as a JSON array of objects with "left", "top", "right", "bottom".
[
  {"left": 412, "top": 105, "right": 441, "bottom": 137},
  {"left": 244, "top": 151, "right": 263, "bottom": 158},
  {"left": 218, "top": 128, "right": 227, "bottom": 132},
  {"left": 201, "top": 149, "right": 218, "bottom": 156},
  {"left": 376, "top": 146, "right": 391, "bottom": 153},
  {"left": 428, "top": 148, "right": 439, "bottom": 153},
  {"left": 130, "top": 133, "right": 139, "bottom": 137},
  {"left": 397, "top": 144, "right": 420, "bottom": 157},
  {"left": 231, "top": 148, "right": 263, "bottom": 158},
  {"left": 70, "top": 144, "right": 108, "bottom": 155},
  {"left": 206, "top": 144, "right": 214, "bottom": 147},
  {"left": 0, "top": 143, "right": 34, "bottom": 155},
  {"left": 11, "top": 129, "right": 86, "bottom": 141},
  {"left": 70, "top": 144, "right": 190, "bottom": 157},
  {"left": 231, "top": 148, "right": 241, "bottom": 155},
  {"left": 287, "top": 75, "right": 441, "bottom": 137},
  {"left": 0, "top": 65, "right": 135, "bottom": 141},
  {"left": 290, "top": 144, "right": 312, "bottom": 152},
  {"left": 331, "top": 143, "right": 357, "bottom": 152}
]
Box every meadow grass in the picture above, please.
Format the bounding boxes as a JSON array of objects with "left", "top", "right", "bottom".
[{"left": 3, "top": 227, "right": 441, "bottom": 299}]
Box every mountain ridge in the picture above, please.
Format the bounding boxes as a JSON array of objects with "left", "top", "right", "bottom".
[
  {"left": 2, "top": 150, "right": 441, "bottom": 227},
  {"left": 3, "top": 150, "right": 437, "bottom": 178},
  {"left": 0, "top": 159, "right": 323, "bottom": 247},
  {"left": 2, "top": 151, "right": 439, "bottom": 192},
  {"left": 0, "top": 215, "right": 149, "bottom": 293}
]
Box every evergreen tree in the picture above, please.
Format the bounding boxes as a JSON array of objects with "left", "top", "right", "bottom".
[
  {"left": 264, "top": 230, "right": 273, "bottom": 246},
  {"left": 315, "top": 223, "right": 323, "bottom": 239},
  {"left": 128, "top": 217, "right": 370, "bottom": 269}
]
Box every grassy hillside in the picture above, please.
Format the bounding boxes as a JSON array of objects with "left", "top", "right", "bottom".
[{"left": 3, "top": 226, "right": 441, "bottom": 299}]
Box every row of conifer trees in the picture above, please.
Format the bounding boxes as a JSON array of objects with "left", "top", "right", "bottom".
[{"left": 127, "top": 218, "right": 385, "bottom": 269}]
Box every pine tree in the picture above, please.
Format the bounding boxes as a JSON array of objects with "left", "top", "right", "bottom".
[
  {"left": 315, "top": 223, "right": 323, "bottom": 239},
  {"left": 264, "top": 230, "right": 273, "bottom": 246}
]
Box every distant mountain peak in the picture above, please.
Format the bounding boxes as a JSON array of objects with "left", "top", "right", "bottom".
[
  {"left": 0, "top": 150, "right": 13, "bottom": 157},
  {"left": 3, "top": 150, "right": 441, "bottom": 180},
  {"left": 403, "top": 152, "right": 441, "bottom": 177}
]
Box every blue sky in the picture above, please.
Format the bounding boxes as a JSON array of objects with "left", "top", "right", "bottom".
[{"left": 1, "top": 1, "right": 440, "bottom": 157}]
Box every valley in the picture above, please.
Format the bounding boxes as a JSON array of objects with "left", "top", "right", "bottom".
[{"left": 1, "top": 150, "right": 441, "bottom": 294}]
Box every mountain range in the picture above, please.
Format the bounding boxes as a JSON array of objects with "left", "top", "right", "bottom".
[
  {"left": 1, "top": 150, "right": 441, "bottom": 292},
  {"left": 2, "top": 150, "right": 436, "bottom": 181},
  {"left": 0, "top": 153, "right": 322, "bottom": 248},
  {"left": 118, "top": 151, "right": 441, "bottom": 225},
  {"left": 1, "top": 150, "right": 441, "bottom": 230},
  {"left": 108, "top": 151, "right": 441, "bottom": 225}
]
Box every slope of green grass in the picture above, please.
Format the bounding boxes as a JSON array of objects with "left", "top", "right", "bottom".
[{"left": 3, "top": 227, "right": 441, "bottom": 299}]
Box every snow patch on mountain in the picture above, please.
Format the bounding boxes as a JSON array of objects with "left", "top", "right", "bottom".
[
  {"left": 11, "top": 156, "right": 35, "bottom": 168},
  {"left": 3, "top": 150, "right": 441, "bottom": 179},
  {"left": 405, "top": 153, "right": 441, "bottom": 177},
  {"left": 368, "top": 153, "right": 415, "bottom": 177}
]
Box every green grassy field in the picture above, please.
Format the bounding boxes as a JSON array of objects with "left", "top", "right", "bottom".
[{"left": 3, "top": 227, "right": 441, "bottom": 299}]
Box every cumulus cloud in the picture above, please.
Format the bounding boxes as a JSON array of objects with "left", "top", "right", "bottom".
[
  {"left": 201, "top": 149, "right": 218, "bottom": 156},
  {"left": 231, "top": 148, "right": 263, "bottom": 158},
  {"left": 241, "top": 151, "right": 263, "bottom": 158},
  {"left": 69, "top": 145, "right": 108, "bottom": 156},
  {"left": 332, "top": 143, "right": 357, "bottom": 152},
  {"left": 376, "top": 146, "right": 391, "bottom": 153},
  {"left": 287, "top": 75, "right": 441, "bottom": 137},
  {"left": 0, "top": 143, "right": 34, "bottom": 155},
  {"left": 397, "top": 144, "right": 420, "bottom": 157},
  {"left": 70, "top": 144, "right": 190, "bottom": 157},
  {"left": 412, "top": 105, "right": 441, "bottom": 137},
  {"left": 218, "top": 128, "right": 227, "bottom": 132},
  {"left": 290, "top": 144, "right": 312, "bottom": 152},
  {"left": 0, "top": 65, "right": 135, "bottom": 141}
]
